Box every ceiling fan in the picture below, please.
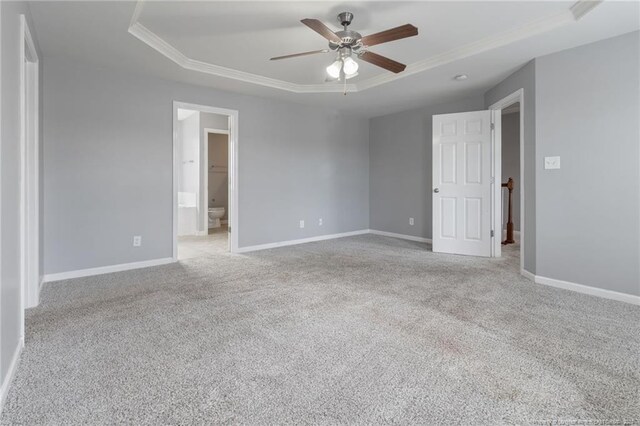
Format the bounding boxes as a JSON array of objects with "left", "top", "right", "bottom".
[{"left": 270, "top": 12, "right": 418, "bottom": 81}]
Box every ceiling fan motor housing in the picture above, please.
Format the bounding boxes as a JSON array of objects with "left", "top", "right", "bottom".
[
  {"left": 330, "top": 13, "right": 362, "bottom": 51},
  {"left": 271, "top": 12, "right": 416, "bottom": 76}
]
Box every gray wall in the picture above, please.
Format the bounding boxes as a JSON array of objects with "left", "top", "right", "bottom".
[
  {"left": 501, "top": 110, "right": 520, "bottom": 232},
  {"left": 0, "top": 1, "right": 41, "bottom": 392},
  {"left": 43, "top": 58, "right": 369, "bottom": 274},
  {"left": 485, "top": 60, "right": 536, "bottom": 273},
  {"left": 369, "top": 96, "right": 485, "bottom": 239},
  {"left": 535, "top": 31, "right": 640, "bottom": 296}
]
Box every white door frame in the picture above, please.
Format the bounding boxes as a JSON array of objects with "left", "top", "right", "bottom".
[
  {"left": 173, "top": 102, "right": 239, "bottom": 255},
  {"left": 202, "top": 128, "right": 230, "bottom": 241},
  {"left": 0, "top": 1, "right": 3, "bottom": 355},
  {"left": 489, "top": 88, "right": 524, "bottom": 270},
  {"left": 20, "top": 15, "right": 40, "bottom": 317}
]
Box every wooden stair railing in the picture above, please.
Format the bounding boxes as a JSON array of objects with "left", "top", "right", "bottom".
[{"left": 501, "top": 178, "right": 515, "bottom": 245}]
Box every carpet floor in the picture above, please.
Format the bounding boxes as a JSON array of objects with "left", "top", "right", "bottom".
[{"left": 1, "top": 234, "right": 638, "bottom": 425}]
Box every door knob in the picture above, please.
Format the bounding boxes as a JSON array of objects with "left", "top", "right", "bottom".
[{"left": 433, "top": 188, "right": 440, "bottom": 193}]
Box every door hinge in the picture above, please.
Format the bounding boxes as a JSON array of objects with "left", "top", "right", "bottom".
[
  {"left": 490, "top": 123, "right": 495, "bottom": 131},
  {"left": 228, "top": 227, "right": 231, "bottom": 233},
  {"left": 491, "top": 230, "right": 495, "bottom": 237}
]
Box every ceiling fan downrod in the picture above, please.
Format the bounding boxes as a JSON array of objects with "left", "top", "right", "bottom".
[{"left": 337, "top": 11, "right": 354, "bottom": 30}]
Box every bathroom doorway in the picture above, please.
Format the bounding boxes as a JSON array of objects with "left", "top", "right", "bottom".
[
  {"left": 172, "top": 102, "right": 239, "bottom": 259},
  {"left": 204, "top": 128, "right": 229, "bottom": 245}
]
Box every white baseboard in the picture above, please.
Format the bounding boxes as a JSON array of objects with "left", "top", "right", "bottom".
[
  {"left": 369, "top": 229, "right": 432, "bottom": 243},
  {"left": 534, "top": 275, "right": 640, "bottom": 305},
  {"left": 0, "top": 338, "right": 23, "bottom": 414},
  {"left": 43, "top": 257, "right": 176, "bottom": 283},
  {"left": 236, "top": 229, "right": 370, "bottom": 253},
  {"left": 520, "top": 268, "right": 535, "bottom": 281},
  {"left": 40, "top": 234, "right": 638, "bottom": 306},
  {"left": 367, "top": 231, "right": 638, "bottom": 305}
]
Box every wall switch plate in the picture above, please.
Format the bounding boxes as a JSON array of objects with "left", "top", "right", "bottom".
[
  {"left": 299, "top": 220, "right": 305, "bottom": 229},
  {"left": 409, "top": 217, "right": 415, "bottom": 226},
  {"left": 318, "top": 218, "right": 323, "bottom": 226},
  {"left": 133, "top": 236, "right": 142, "bottom": 247},
  {"left": 544, "top": 156, "right": 561, "bottom": 169}
]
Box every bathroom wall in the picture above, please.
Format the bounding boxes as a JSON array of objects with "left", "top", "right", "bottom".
[
  {"left": 176, "top": 112, "right": 201, "bottom": 236},
  {"left": 208, "top": 133, "right": 229, "bottom": 220},
  {"left": 180, "top": 113, "right": 200, "bottom": 196},
  {"left": 200, "top": 112, "right": 228, "bottom": 133},
  {"left": 501, "top": 109, "right": 520, "bottom": 232}
]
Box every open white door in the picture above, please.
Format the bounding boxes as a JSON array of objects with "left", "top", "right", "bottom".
[{"left": 432, "top": 110, "right": 498, "bottom": 257}]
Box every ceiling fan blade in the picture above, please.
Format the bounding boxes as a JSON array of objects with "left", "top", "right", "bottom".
[
  {"left": 270, "top": 49, "right": 330, "bottom": 61},
  {"left": 360, "top": 24, "right": 418, "bottom": 47},
  {"left": 359, "top": 51, "right": 406, "bottom": 73},
  {"left": 301, "top": 18, "right": 342, "bottom": 44}
]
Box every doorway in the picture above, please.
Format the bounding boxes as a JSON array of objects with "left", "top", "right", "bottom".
[
  {"left": 431, "top": 88, "right": 524, "bottom": 273},
  {"left": 20, "top": 15, "right": 40, "bottom": 320},
  {"left": 172, "top": 102, "right": 239, "bottom": 259},
  {"left": 498, "top": 102, "right": 521, "bottom": 266},
  {"left": 204, "top": 129, "right": 229, "bottom": 241},
  {"left": 489, "top": 89, "right": 524, "bottom": 272}
]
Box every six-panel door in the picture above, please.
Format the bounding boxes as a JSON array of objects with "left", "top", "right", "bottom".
[{"left": 432, "top": 110, "right": 492, "bottom": 257}]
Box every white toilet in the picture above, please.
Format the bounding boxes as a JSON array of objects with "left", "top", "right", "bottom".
[{"left": 208, "top": 207, "right": 225, "bottom": 228}]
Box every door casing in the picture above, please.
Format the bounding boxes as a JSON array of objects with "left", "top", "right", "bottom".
[{"left": 20, "top": 15, "right": 40, "bottom": 325}]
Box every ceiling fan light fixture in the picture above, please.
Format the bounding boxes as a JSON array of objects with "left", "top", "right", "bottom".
[
  {"left": 326, "top": 59, "right": 342, "bottom": 79},
  {"left": 342, "top": 57, "right": 359, "bottom": 76},
  {"left": 276, "top": 13, "right": 418, "bottom": 84}
]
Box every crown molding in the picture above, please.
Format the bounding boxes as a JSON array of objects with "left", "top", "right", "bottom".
[
  {"left": 128, "top": 0, "right": 600, "bottom": 94},
  {"left": 128, "top": 22, "right": 353, "bottom": 93}
]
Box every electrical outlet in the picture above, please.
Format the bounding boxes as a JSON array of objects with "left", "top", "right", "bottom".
[
  {"left": 318, "top": 218, "right": 323, "bottom": 226},
  {"left": 409, "top": 217, "right": 415, "bottom": 226},
  {"left": 299, "top": 220, "right": 305, "bottom": 229},
  {"left": 544, "top": 156, "right": 561, "bottom": 169},
  {"left": 133, "top": 236, "right": 142, "bottom": 247}
]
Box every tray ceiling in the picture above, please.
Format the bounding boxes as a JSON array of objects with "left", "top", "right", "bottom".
[
  {"left": 131, "top": 1, "right": 586, "bottom": 92},
  {"left": 28, "top": 1, "right": 640, "bottom": 116}
]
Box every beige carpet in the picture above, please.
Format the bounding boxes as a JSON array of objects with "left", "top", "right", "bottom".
[{"left": 1, "top": 234, "right": 638, "bottom": 424}]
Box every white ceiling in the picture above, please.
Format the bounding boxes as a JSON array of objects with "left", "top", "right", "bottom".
[
  {"left": 136, "top": 1, "right": 574, "bottom": 85},
  {"left": 29, "top": 1, "right": 640, "bottom": 118}
]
